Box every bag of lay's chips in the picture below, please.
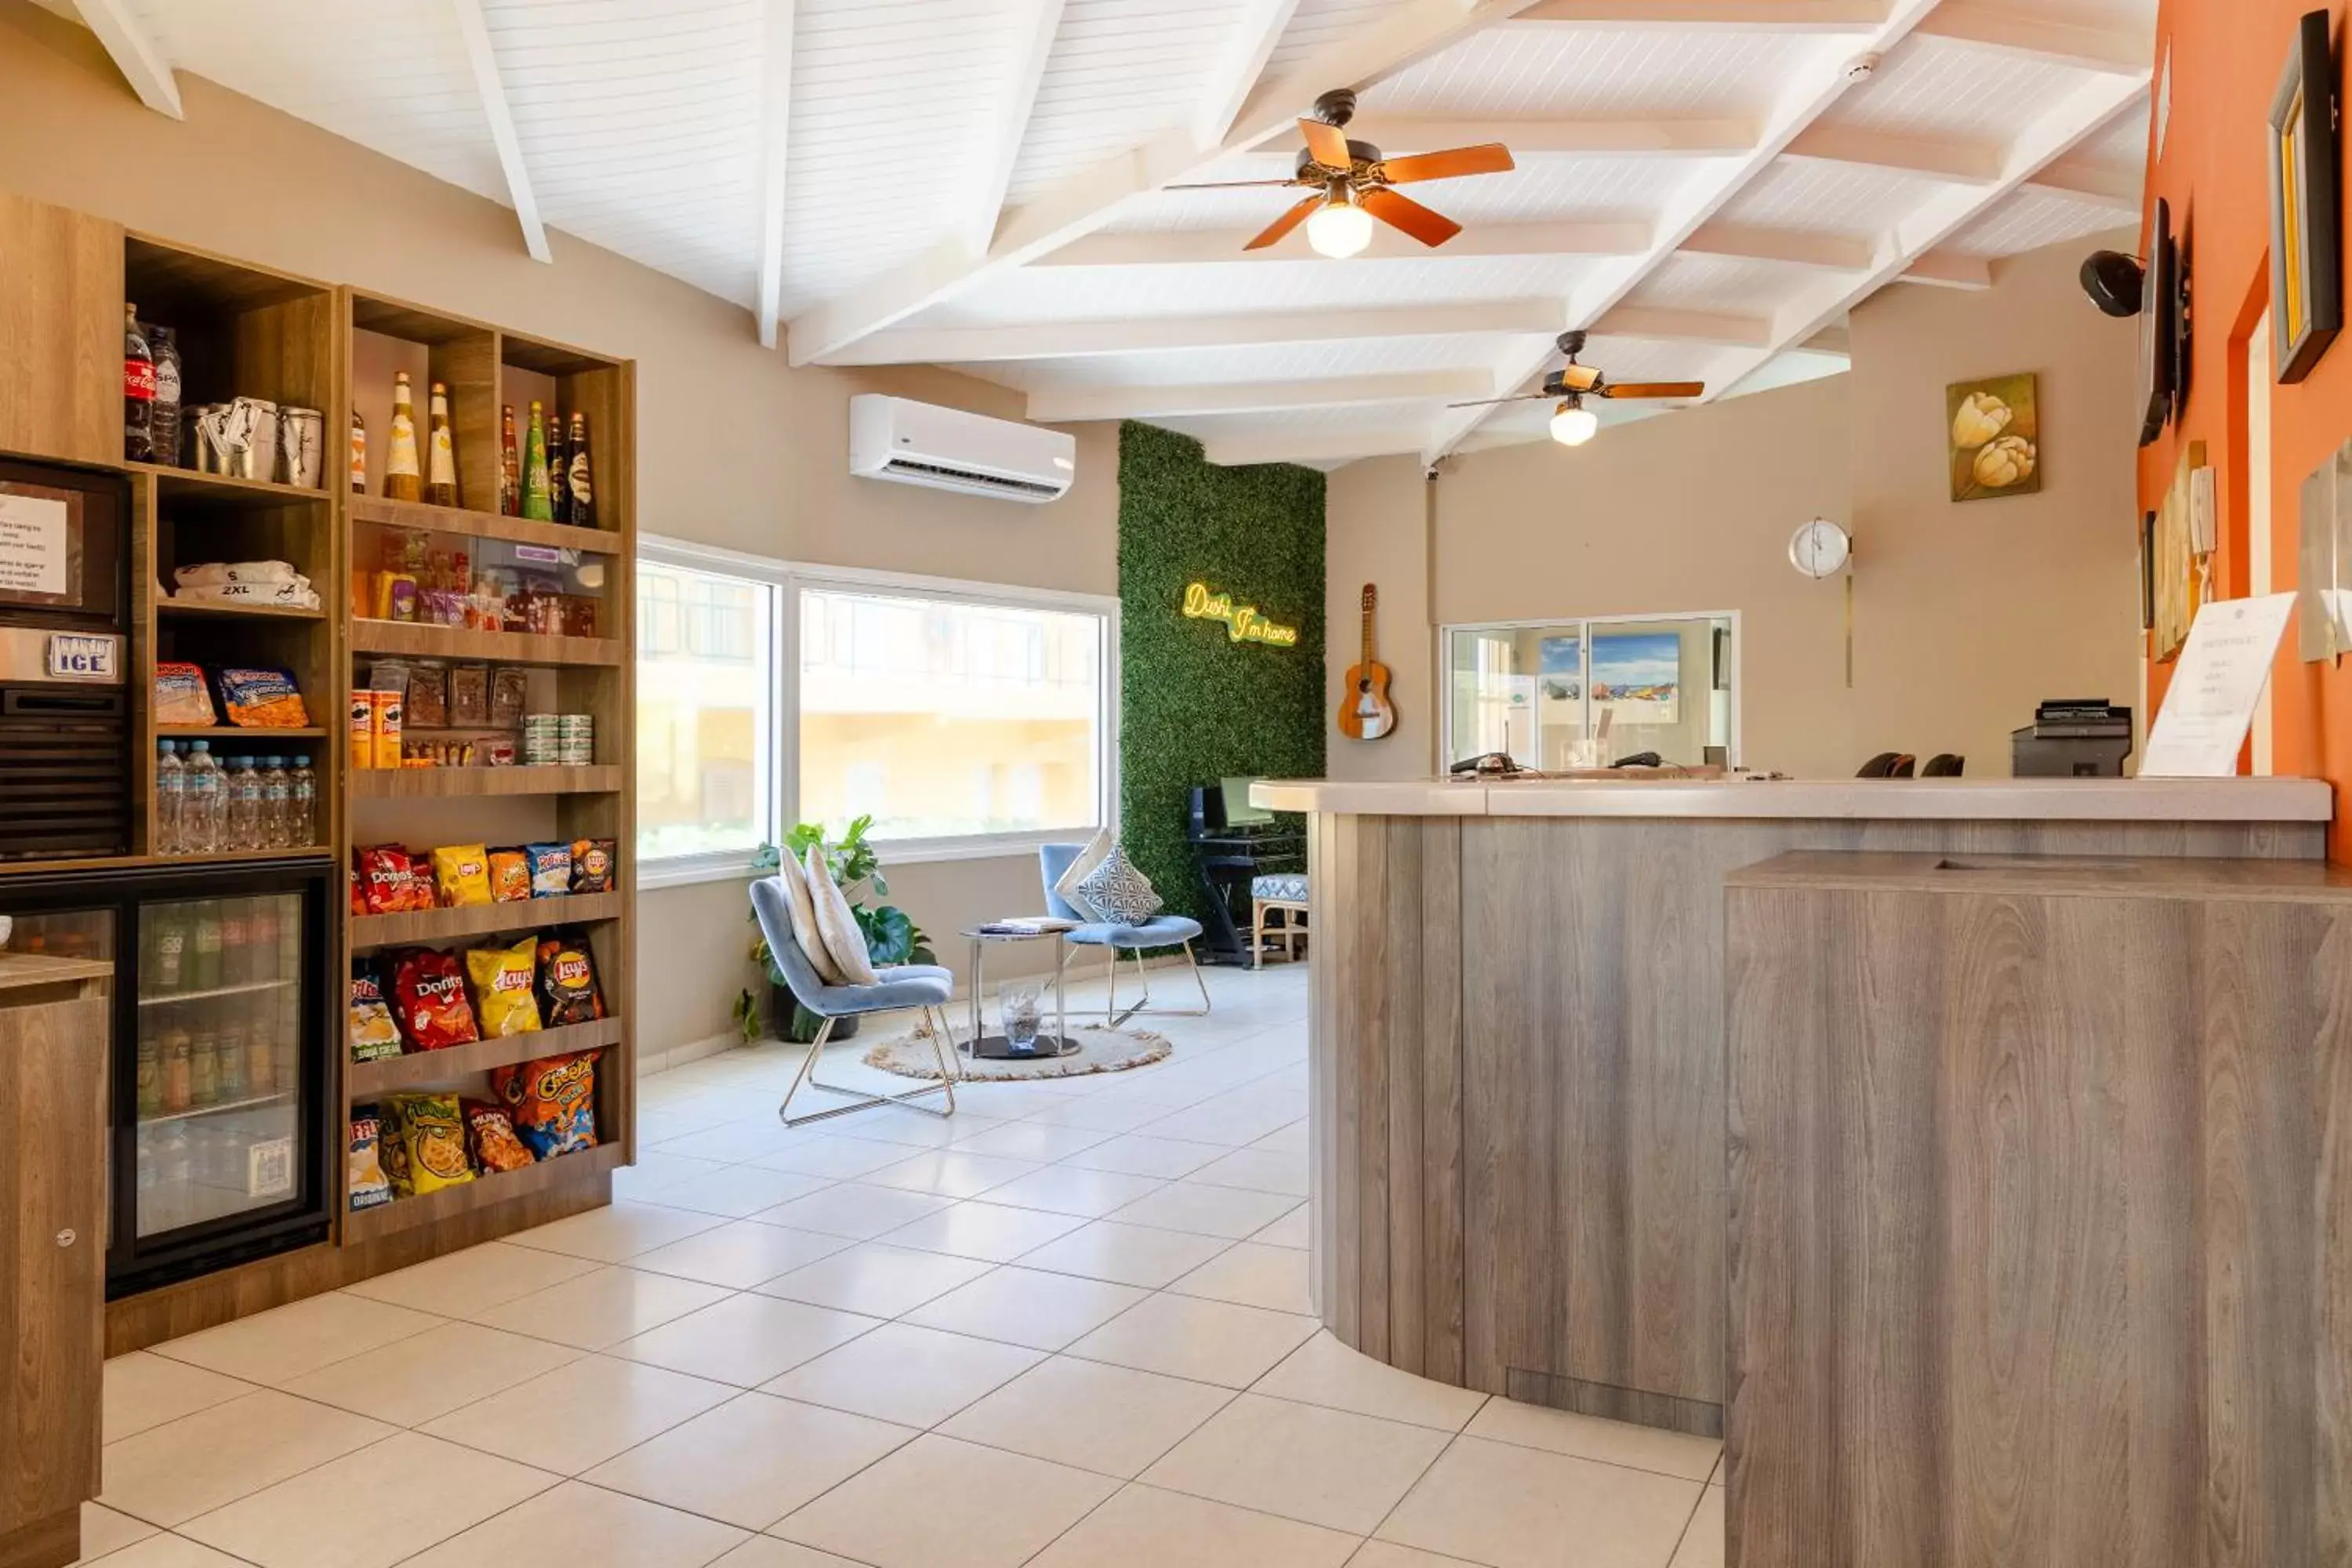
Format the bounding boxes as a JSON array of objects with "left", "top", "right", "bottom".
[
  {"left": 535, "top": 931, "right": 604, "bottom": 1026},
  {"left": 491, "top": 1051, "right": 599, "bottom": 1159},
  {"left": 466, "top": 936, "right": 543, "bottom": 1037},
  {"left": 431, "top": 844, "right": 493, "bottom": 907},
  {"left": 394, "top": 1092, "right": 474, "bottom": 1194}
]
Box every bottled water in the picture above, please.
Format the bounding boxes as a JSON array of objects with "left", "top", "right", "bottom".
[
  {"left": 290, "top": 757, "right": 317, "bottom": 848},
  {"left": 184, "top": 742, "right": 222, "bottom": 854},
  {"left": 229, "top": 757, "right": 265, "bottom": 851},
  {"left": 155, "top": 741, "right": 183, "bottom": 855},
  {"left": 260, "top": 757, "right": 292, "bottom": 848}
]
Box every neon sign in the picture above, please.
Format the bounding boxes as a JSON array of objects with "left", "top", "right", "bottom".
[{"left": 1182, "top": 581, "right": 1299, "bottom": 648}]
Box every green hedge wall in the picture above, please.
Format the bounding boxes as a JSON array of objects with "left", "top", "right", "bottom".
[{"left": 1118, "top": 421, "right": 1326, "bottom": 927}]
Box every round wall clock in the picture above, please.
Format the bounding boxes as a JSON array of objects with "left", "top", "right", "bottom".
[{"left": 1789, "top": 518, "right": 1851, "bottom": 579}]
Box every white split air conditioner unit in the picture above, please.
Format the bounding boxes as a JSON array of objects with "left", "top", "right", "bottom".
[{"left": 848, "top": 394, "right": 1076, "bottom": 503}]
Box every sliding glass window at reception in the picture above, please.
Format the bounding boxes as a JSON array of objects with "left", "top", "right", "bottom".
[{"left": 1443, "top": 611, "right": 1739, "bottom": 771}]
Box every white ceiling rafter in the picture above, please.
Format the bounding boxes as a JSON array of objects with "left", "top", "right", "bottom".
[
  {"left": 1198, "top": 0, "right": 1307, "bottom": 147},
  {"left": 1348, "top": 114, "right": 1759, "bottom": 155},
  {"left": 1898, "top": 249, "right": 1992, "bottom": 289},
  {"left": 1038, "top": 220, "right": 1653, "bottom": 267},
  {"left": 71, "top": 0, "right": 180, "bottom": 118},
  {"left": 1784, "top": 122, "right": 2000, "bottom": 183},
  {"left": 2028, "top": 152, "right": 2143, "bottom": 212},
  {"left": 970, "top": 0, "right": 1072, "bottom": 258},
  {"left": 783, "top": 0, "right": 1554, "bottom": 368},
  {"left": 825, "top": 299, "right": 1573, "bottom": 366},
  {"left": 1705, "top": 74, "right": 2149, "bottom": 400},
  {"left": 754, "top": 0, "right": 797, "bottom": 349},
  {"left": 1503, "top": 0, "right": 1888, "bottom": 29},
  {"left": 1686, "top": 222, "right": 1873, "bottom": 270},
  {"left": 449, "top": 0, "right": 551, "bottom": 264},
  {"left": 1911, "top": 2, "right": 2149, "bottom": 75},
  {"left": 1421, "top": 0, "right": 1949, "bottom": 463},
  {"left": 1029, "top": 368, "right": 1495, "bottom": 422},
  {"left": 1595, "top": 306, "right": 1772, "bottom": 347}
]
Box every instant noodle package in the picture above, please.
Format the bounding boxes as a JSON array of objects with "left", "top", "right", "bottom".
[
  {"left": 491, "top": 1051, "right": 599, "bottom": 1159},
  {"left": 466, "top": 935, "right": 544, "bottom": 1037}
]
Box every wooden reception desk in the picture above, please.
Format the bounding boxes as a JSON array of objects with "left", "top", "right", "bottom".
[{"left": 1251, "top": 775, "right": 2332, "bottom": 1444}]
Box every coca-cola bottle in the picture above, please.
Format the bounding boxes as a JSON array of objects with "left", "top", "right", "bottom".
[{"left": 125, "top": 303, "right": 155, "bottom": 463}]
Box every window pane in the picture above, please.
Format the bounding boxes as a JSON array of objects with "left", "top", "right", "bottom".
[
  {"left": 1446, "top": 616, "right": 1734, "bottom": 769},
  {"left": 799, "top": 587, "right": 1103, "bottom": 841},
  {"left": 637, "top": 560, "right": 774, "bottom": 858}
]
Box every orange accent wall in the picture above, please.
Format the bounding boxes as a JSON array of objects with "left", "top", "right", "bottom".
[{"left": 2146, "top": 1, "right": 2352, "bottom": 855}]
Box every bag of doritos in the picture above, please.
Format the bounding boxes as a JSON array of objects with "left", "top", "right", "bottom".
[{"left": 390, "top": 947, "right": 479, "bottom": 1050}]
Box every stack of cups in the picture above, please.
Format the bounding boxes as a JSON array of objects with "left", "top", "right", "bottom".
[
  {"left": 557, "top": 714, "right": 594, "bottom": 765},
  {"left": 522, "top": 713, "right": 561, "bottom": 767}
]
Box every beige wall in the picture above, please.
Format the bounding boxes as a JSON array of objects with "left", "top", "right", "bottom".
[
  {"left": 1327, "top": 233, "right": 2142, "bottom": 781},
  {"left": 1323, "top": 456, "right": 1435, "bottom": 780},
  {"left": 0, "top": 2, "right": 1112, "bottom": 1053}
]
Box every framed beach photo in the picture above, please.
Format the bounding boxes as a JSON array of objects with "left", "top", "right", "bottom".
[{"left": 2270, "top": 9, "right": 2341, "bottom": 384}]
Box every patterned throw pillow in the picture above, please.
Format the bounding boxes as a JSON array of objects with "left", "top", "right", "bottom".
[{"left": 1076, "top": 844, "right": 1163, "bottom": 926}]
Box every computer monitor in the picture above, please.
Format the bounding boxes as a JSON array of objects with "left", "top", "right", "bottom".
[{"left": 1220, "top": 777, "right": 1274, "bottom": 826}]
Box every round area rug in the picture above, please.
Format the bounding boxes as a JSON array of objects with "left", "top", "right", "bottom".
[{"left": 862, "top": 1025, "right": 1172, "bottom": 1081}]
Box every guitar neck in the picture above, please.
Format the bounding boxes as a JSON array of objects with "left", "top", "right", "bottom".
[{"left": 1361, "top": 601, "right": 1377, "bottom": 664}]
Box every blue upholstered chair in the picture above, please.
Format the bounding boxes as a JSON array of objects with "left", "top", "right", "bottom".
[
  {"left": 1040, "top": 844, "right": 1210, "bottom": 1027},
  {"left": 751, "top": 877, "right": 960, "bottom": 1127}
]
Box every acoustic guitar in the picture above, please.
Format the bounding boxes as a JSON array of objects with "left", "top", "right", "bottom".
[{"left": 1339, "top": 584, "right": 1397, "bottom": 741}]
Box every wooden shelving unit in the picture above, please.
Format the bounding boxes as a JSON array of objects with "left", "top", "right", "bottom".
[
  {"left": 349, "top": 620, "right": 622, "bottom": 667},
  {"left": 349, "top": 1018, "right": 623, "bottom": 1098},
  {"left": 348, "top": 764, "right": 623, "bottom": 799},
  {"left": 350, "top": 892, "right": 621, "bottom": 949},
  {"left": 350, "top": 495, "right": 620, "bottom": 556},
  {"left": 343, "top": 1142, "right": 626, "bottom": 1243}
]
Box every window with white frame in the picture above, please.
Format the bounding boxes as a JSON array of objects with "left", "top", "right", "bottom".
[
  {"left": 1443, "top": 612, "right": 1739, "bottom": 771},
  {"left": 635, "top": 540, "right": 1116, "bottom": 875}
]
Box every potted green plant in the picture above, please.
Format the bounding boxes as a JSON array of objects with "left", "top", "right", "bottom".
[{"left": 735, "top": 815, "right": 935, "bottom": 1044}]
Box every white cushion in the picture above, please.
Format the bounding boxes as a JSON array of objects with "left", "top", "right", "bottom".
[
  {"left": 805, "top": 844, "right": 880, "bottom": 986},
  {"left": 1076, "top": 844, "right": 1163, "bottom": 926},
  {"left": 773, "top": 851, "right": 844, "bottom": 985},
  {"left": 1054, "top": 828, "right": 1116, "bottom": 921}
]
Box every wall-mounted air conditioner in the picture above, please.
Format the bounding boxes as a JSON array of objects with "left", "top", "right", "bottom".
[{"left": 848, "top": 394, "right": 1076, "bottom": 504}]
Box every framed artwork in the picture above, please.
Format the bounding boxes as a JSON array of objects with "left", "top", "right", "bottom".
[
  {"left": 1947, "top": 372, "right": 2040, "bottom": 501},
  {"left": 2139, "top": 198, "right": 2179, "bottom": 447},
  {"left": 1591, "top": 632, "right": 1679, "bottom": 725},
  {"left": 2139, "top": 510, "right": 2156, "bottom": 633},
  {"left": 2270, "top": 9, "right": 2341, "bottom": 384},
  {"left": 2152, "top": 440, "right": 2206, "bottom": 662}
]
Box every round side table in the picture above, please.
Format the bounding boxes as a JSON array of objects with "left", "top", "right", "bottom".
[{"left": 956, "top": 927, "right": 1080, "bottom": 1060}]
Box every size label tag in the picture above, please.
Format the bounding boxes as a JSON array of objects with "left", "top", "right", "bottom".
[{"left": 45, "top": 633, "right": 118, "bottom": 681}]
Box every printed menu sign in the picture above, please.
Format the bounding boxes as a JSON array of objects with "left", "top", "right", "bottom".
[
  {"left": 0, "top": 493, "right": 68, "bottom": 597},
  {"left": 2142, "top": 593, "right": 2297, "bottom": 776}
]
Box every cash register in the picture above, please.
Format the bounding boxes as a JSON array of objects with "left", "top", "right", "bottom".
[
  {"left": 2011, "top": 699, "right": 2134, "bottom": 777},
  {"left": 1186, "top": 778, "right": 1303, "bottom": 965}
]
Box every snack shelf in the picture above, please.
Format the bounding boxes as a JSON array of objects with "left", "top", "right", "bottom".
[
  {"left": 343, "top": 1139, "right": 625, "bottom": 1243},
  {"left": 349, "top": 765, "right": 622, "bottom": 799},
  {"left": 351, "top": 619, "right": 621, "bottom": 667},
  {"left": 158, "top": 599, "right": 328, "bottom": 622},
  {"left": 158, "top": 725, "right": 330, "bottom": 739},
  {"left": 348, "top": 1018, "right": 622, "bottom": 1098},
  {"left": 131, "top": 462, "right": 335, "bottom": 510},
  {"left": 350, "top": 891, "right": 621, "bottom": 949},
  {"left": 350, "top": 494, "right": 622, "bottom": 556}
]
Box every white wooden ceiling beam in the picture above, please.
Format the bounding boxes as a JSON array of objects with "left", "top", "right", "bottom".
[
  {"left": 1036, "top": 219, "right": 1653, "bottom": 267},
  {"left": 785, "top": 0, "right": 1550, "bottom": 366},
  {"left": 1348, "top": 114, "right": 1759, "bottom": 156},
  {"left": 1595, "top": 306, "right": 1773, "bottom": 347},
  {"left": 826, "top": 299, "right": 1573, "bottom": 366},
  {"left": 1505, "top": 0, "right": 1888, "bottom": 29},
  {"left": 1898, "top": 249, "right": 1993, "bottom": 289},
  {"left": 1203, "top": 428, "right": 1432, "bottom": 466},
  {"left": 1912, "top": 1, "right": 2150, "bottom": 75},
  {"left": 449, "top": 0, "right": 551, "bottom": 263},
  {"left": 72, "top": 0, "right": 180, "bottom": 118},
  {"left": 1422, "top": 0, "right": 1947, "bottom": 463},
  {"left": 2025, "top": 152, "right": 2143, "bottom": 212},
  {"left": 1707, "top": 72, "right": 2150, "bottom": 399},
  {"left": 1029, "top": 369, "right": 1496, "bottom": 423},
  {"left": 1784, "top": 122, "right": 2002, "bottom": 183},
  {"left": 1197, "top": 0, "right": 1305, "bottom": 147},
  {"left": 754, "top": 0, "right": 796, "bottom": 349},
  {"left": 1686, "top": 221, "right": 1875, "bottom": 271},
  {"left": 970, "top": 0, "right": 1070, "bottom": 256}
]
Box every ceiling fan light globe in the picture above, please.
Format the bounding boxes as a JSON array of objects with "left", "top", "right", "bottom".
[
  {"left": 1550, "top": 402, "right": 1599, "bottom": 447},
  {"left": 1305, "top": 198, "right": 1374, "bottom": 259}
]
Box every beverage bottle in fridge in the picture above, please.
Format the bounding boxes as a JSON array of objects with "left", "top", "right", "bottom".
[
  {"left": 245, "top": 1007, "right": 275, "bottom": 1095},
  {"left": 156, "top": 740, "right": 183, "bottom": 855},
  {"left": 261, "top": 757, "right": 292, "bottom": 848},
  {"left": 153, "top": 1124, "right": 191, "bottom": 1229},
  {"left": 148, "top": 905, "right": 188, "bottom": 995},
  {"left": 160, "top": 1026, "right": 193, "bottom": 1114},
  {"left": 216, "top": 1015, "right": 249, "bottom": 1102},
  {"left": 220, "top": 899, "right": 251, "bottom": 986},
  {"left": 185, "top": 742, "right": 223, "bottom": 853},
  {"left": 249, "top": 897, "right": 280, "bottom": 987},
  {"left": 136, "top": 1033, "right": 163, "bottom": 1119},
  {"left": 290, "top": 757, "right": 316, "bottom": 847},
  {"left": 189, "top": 901, "right": 223, "bottom": 991},
  {"left": 190, "top": 1029, "right": 220, "bottom": 1108},
  {"left": 125, "top": 303, "right": 154, "bottom": 462}
]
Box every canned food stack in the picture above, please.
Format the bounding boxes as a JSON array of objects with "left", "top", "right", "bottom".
[{"left": 523, "top": 714, "right": 593, "bottom": 767}]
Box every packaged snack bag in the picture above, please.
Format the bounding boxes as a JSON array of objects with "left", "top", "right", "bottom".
[
  {"left": 350, "top": 866, "right": 366, "bottom": 915},
  {"left": 154, "top": 662, "right": 217, "bottom": 726},
  {"left": 491, "top": 1051, "right": 599, "bottom": 1159},
  {"left": 570, "top": 839, "right": 615, "bottom": 895},
  {"left": 406, "top": 663, "right": 449, "bottom": 728},
  {"left": 466, "top": 936, "right": 544, "bottom": 1037},
  {"left": 526, "top": 842, "right": 573, "bottom": 897},
  {"left": 349, "top": 1111, "right": 393, "bottom": 1210},
  {"left": 357, "top": 845, "right": 410, "bottom": 914},
  {"left": 369, "top": 688, "right": 404, "bottom": 768},
  {"left": 348, "top": 691, "right": 376, "bottom": 770},
  {"left": 462, "top": 1098, "right": 535, "bottom": 1173},
  {"left": 390, "top": 948, "right": 479, "bottom": 1049},
  {"left": 488, "top": 849, "right": 532, "bottom": 902},
  {"left": 490, "top": 666, "right": 529, "bottom": 728},
  {"left": 450, "top": 664, "right": 491, "bottom": 726},
  {"left": 395, "top": 1092, "right": 474, "bottom": 1193},
  {"left": 535, "top": 931, "right": 605, "bottom": 1025},
  {"left": 377, "top": 1097, "right": 415, "bottom": 1195},
  {"left": 348, "top": 962, "right": 403, "bottom": 1062},
  {"left": 431, "top": 844, "right": 493, "bottom": 907},
  {"left": 216, "top": 667, "right": 310, "bottom": 728}
]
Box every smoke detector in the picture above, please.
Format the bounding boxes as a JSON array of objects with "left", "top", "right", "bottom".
[{"left": 1844, "top": 53, "right": 1882, "bottom": 82}]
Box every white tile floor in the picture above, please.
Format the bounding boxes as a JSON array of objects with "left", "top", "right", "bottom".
[{"left": 82, "top": 963, "right": 1726, "bottom": 1568}]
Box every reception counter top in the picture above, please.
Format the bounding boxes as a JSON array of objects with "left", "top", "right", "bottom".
[{"left": 1254, "top": 774, "right": 2336, "bottom": 822}]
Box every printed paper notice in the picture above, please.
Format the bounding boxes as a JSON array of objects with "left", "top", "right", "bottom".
[
  {"left": 0, "top": 494, "right": 68, "bottom": 597},
  {"left": 2142, "top": 593, "right": 2297, "bottom": 776}
]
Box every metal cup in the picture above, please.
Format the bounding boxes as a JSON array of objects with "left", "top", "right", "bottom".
[
  {"left": 223, "top": 397, "right": 278, "bottom": 481},
  {"left": 279, "top": 406, "right": 325, "bottom": 488}
]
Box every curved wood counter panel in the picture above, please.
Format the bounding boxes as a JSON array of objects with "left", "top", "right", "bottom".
[{"left": 1265, "top": 777, "right": 2332, "bottom": 1442}]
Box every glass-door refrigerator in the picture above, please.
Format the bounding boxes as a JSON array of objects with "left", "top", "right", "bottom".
[{"left": 0, "top": 860, "right": 334, "bottom": 1298}]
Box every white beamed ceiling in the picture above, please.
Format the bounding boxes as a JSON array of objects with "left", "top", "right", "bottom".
[{"left": 50, "top": 0, "right": 2155, "bottom": 467}]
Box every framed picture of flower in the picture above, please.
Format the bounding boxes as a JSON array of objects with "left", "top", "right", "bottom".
[
  {"left": 2270, "top": 9, "right": 2339, "bottom": 385},
  {"left": 1947, "top": 372, "right": 2041, "bottom": 502}
]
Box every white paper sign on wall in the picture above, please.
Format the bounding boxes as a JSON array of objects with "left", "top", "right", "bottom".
[
  {"left": 0, "top": 494, "right": 68, "bottom": 597},
  {"left": 2142, "top": 593, "right": 2297, "bottom": 777}
]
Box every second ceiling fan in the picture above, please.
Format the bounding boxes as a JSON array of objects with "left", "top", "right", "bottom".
[
  {"left": 1171, "top": 89, "right": 1515, "bottom": 258},
  {"left": 1447, "top": 332, "right": 1706, "bottom": 446}
]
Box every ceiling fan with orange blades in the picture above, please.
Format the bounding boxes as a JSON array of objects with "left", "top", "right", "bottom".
[
  {"left": 1167, "top": 89, "right": 1515, "bottom": 259},
  {"left": 1446, "top": 331, "right": 1706, "bottom": 447}
]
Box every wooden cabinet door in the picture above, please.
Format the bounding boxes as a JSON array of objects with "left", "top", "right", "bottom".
[
  {"left": 0, "top": 996, "right": 107, "bottom": 1535},
  {"left": 0, "top": 193, "right": 125, "bottom": 468}
]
